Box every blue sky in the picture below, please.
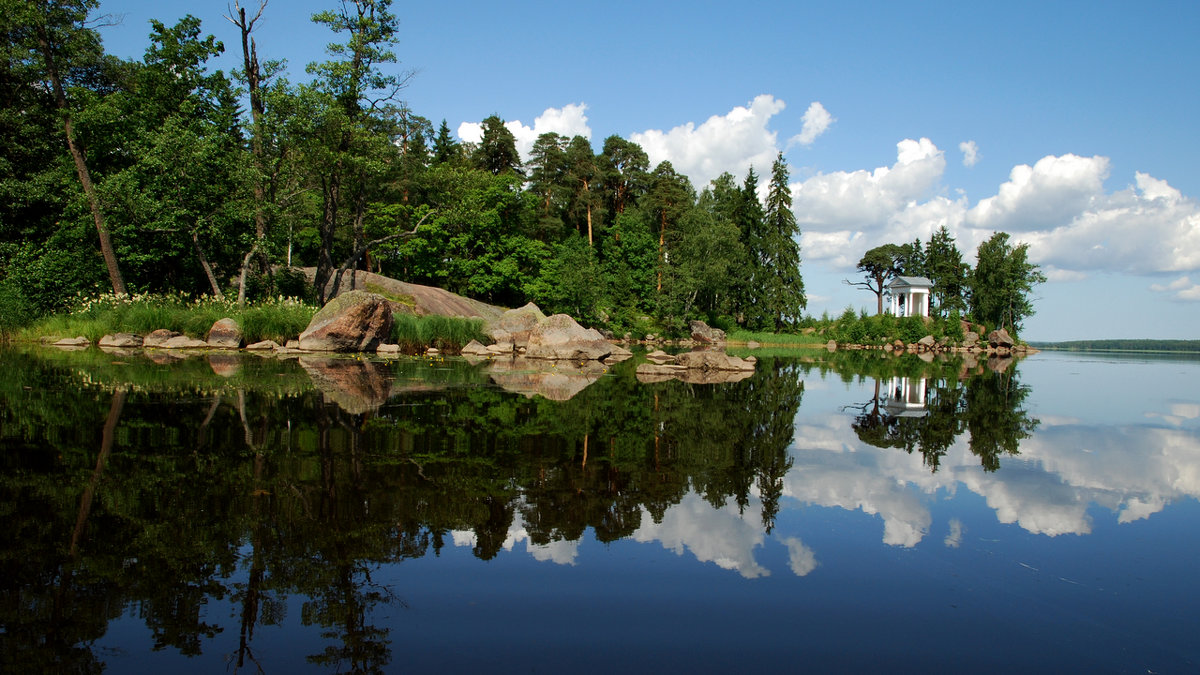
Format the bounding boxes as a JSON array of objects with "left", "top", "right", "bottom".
[{"left": 96, "top": 0, "right": 1200, "bottom": 340}]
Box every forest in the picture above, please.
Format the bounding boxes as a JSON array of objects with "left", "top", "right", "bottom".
[
  {"left": 1, "top": 0, "right": 807, "bottom": 338},
  {"left": 2, "top": 0, "right": 1043, "bottom": 341}
]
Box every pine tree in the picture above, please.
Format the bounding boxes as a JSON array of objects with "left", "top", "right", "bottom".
[
  {"left": 925, "top": 225, "right": 968, "bottom": 317},
  {"left": 734, "top": 167, "right": 768, "bottom": 327},
  {"left": 471, "top": 115, "right": 521, "bottom": 176},
  {"left": 762, "top": 152, "right": 806, "bottom": 329},
  {"left": 432, "top": 119, "right": 461, "bottom": 165}
]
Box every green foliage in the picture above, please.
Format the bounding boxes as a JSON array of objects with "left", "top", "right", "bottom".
[
  {"left": 897, "top": 316, "right": 928, "bottom": 343},
  {"left": 848, "top": 243, "right": 907, "bottom": 314},
  {"left": 471, "top": 115, "right": 522, "bottom": 176},
  {"left": 758, "top": 153, "right": 806, "bottom": 329},
  {"left": 528, "top": 234, "right": 605, "bottom": 325},
  {"left": 0, "top": 278, "right": 34, "bottom": 338},
  {"left": 969, "top": 232, "right": 1046, "bottom": 335}
]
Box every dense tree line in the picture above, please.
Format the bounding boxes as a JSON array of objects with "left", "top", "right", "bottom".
[
  {"left": 0, "top": 0, "right": 806, "bottom": 334},
  {"left": 846, "top": 226, "right": 1045, "bottom": 336}
]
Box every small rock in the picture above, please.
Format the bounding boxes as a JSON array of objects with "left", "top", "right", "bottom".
[
  {"left": 99, "top": 333, "right": 143, "bottom": 348},
  {"left": 461, "top": 340, "right": 491, "bottom": 356},
  {"left": 245, "top": 340, "right": 281, "bottom": 351},
  {"left": 143, "top": 329, "right": 181, "bottom": 347},
  {"left": 377, "top": 343, "right": 401, "bottom": 354},
  {"left": 207, "top": 318, "right": 243, "bottom": 349},
  {"left": 54, "top": 336, "right": 90, "bottom": 347}
]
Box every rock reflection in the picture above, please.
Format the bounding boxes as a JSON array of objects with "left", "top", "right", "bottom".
[
  {"left": 299, "top": 355, "right": 395, "bottom": 413},
  {"left": 484, "top": 356, "right": 606, "bottom": 401}
]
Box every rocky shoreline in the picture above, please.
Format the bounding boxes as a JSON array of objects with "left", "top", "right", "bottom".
[{"left": 42, "top": 291, "right": 759, "bottom": 385}]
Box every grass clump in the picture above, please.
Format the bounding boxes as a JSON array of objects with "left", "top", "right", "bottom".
[
  {"left": 391, "top": 313, "right": 487, "bottom": 353},
  {"left": 23, "top": 292, "right": 317, "bottom": 344},
  {"left": 726, "top": 328, "right": 826, "bottom": 347}
]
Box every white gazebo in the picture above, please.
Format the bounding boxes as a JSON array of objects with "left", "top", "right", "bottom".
[{"left": 887, "top": 276, "right": 933, "bottom": 318}]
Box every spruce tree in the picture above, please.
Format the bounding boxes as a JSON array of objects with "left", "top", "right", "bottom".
[{"left": 762, "top": 152, "right": 806, "bottom": 329}]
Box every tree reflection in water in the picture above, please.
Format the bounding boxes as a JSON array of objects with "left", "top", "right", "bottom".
[
  {"left": 843, "top": 351, "right": 1038, "bottom": 472},
  {"left": 0, "top": 348, "right": 805, "bottom": 671}
]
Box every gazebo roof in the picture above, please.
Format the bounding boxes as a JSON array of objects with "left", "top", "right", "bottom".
[{"left": 888, "top": 276, "right": 933, "bottom": 289}]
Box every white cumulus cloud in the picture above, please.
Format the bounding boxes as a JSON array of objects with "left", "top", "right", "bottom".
[
  {"left": 1019, "top": 170, "right": 1200, "bottom": 275},
  {"left": 457, "top": 103, "right": 592, "bottom": 163},
  {"left": 630, "top": 94, "right": 785, "bottom": 190},
  {"left": 959, "top": 140, "right": 980, "bottom": 167},
  {"left": 1151, "top": 276, "right": 1200, "bottom": 301},
  {"left": 967, "top": 154, "right": 1109, "bottom": 232},
  {"left": 791, "top": 101, "right": 835, "bottom": 146}
]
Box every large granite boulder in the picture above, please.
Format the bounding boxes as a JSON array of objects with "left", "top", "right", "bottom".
[
  {"left": 987, "top": 328, "right": 1015, "bottom": 349},
  {"left": 689, "top": 320, "right": 726, "bottom": 344},
  {"left": 299, "top": 290, "right": 394, "bottom": 352},
  {"left": 207, "top": 318, "right": 242, "bottom": 349},
  {"left": 524, "top": 314, "right": 614, "bottom": 361},
  {"left": 487, "top": 302, "right": 546, "bottom": 347}
]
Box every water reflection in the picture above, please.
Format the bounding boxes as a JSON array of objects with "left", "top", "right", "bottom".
[{"left": 1, "top": 346, "right": 1198, "bottom": 671}]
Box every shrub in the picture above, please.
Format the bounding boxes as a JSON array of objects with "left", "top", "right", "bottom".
[{"left": 898, "top": 316, "right": 927, "bottom": 343}]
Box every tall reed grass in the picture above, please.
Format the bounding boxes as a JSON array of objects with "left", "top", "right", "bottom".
[{"left": 391, "top": 313, "right": 487, "bottom": 353}]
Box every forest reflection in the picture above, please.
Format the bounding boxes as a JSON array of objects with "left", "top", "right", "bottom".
[{"left": 0, "top": 346, "right": 1094, "bottom": 672}]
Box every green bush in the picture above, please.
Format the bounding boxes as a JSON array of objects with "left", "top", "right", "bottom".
[{"left": 898, "top": 316, "right": 927, "bottom": 343}]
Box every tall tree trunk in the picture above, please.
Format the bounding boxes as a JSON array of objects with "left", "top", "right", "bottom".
[
  {"left": 315, "top": 174, "right": 340, "bottom": 304},
  {"left": 583, "top": 179, "right": 593, "bottom": 246},
  {"left": 228, "top": 3, "right": 273, "bottom": 304},
  {"left": 193, "top": 231, "right": 225, "bottom": 299},
  {"left": 36, "top": 20, "right": 126, "bottom": 295}
]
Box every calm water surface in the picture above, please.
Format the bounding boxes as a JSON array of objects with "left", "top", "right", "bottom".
[{"left": 1, "top": 346, "right": 1197, "bottom": 673}]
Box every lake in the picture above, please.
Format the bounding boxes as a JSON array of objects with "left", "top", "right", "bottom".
[{"left": 1, "top": 346, "right": 1197, "bottom": 673}]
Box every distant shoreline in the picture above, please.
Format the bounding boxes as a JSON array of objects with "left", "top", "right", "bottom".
[{"left": 1029, "top": 339, "right": 1200, "bottom": 354}]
